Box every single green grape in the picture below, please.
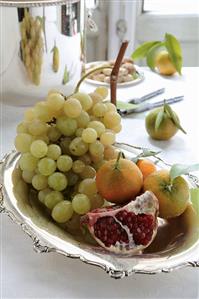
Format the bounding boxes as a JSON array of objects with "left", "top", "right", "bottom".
[
  {"left": 82, "top": 128, "right": 97, "bottom": 143},
  {"left": 89, "top": 140, "right": 104, "bottom": 156},
  {"left": 38, "top": 157, "right": 56, "bottom": 176},
  {"left": 94, "top": 86, "right": 108, "bottom": 99},
  {"left": 57, "top": 155, "right": 73, "bottom": 172},
  {"left": 100, "top": 130, "right": 116, "bottom": 146},
  {"left": 103, "top": 111, "right": 121, "bottom": 129},
  {"left": 69, "top": 137, "right": 89, "bottom": 156},
  {"left": 72, "top": 160, "right": 85, "bottom": 174},
  {"left": 105, "top": 102, "right": 117, "bottom": 112},
  {"left": 22, "top": 169, "right": 35, "bottom": 184},
  {"left": 52, "top": 200, "right": 73, "bottom": 223},
  {"left": 44, "top": 191, "right": 64, "bottom": 210},
  {"left": 28, "top": 120, "right": 48, "bottom": 136},
  {"left": 48, "top": 126, "right": 62, "bottom": 142},
  {"left": 78, "top": 178, "right": 97, "bottom": 197},
  {"left": 38, "top": 188, "right": 51, "bottom": 204},
  {"left": 72, "top": 92, "right": 93, "bottom": 111},
  {"left": 48, "top": 172, "right": 68, "bottom": 191},
  {"left": 47, "top": 93, "right": 65, "bottom": 111},
  {"left": 72, "top": 193, "right": 91, "bottom": 215},
  {"left": 56, "top": 116, "right": 77, "bottom": 136},
  {"left": 30, "top": 140, "right": 48, "bottom": 158},
  {"left": 15, "top": 133, "right": 33, "bottom": 153},
  {"left": 63, "top": 98, "right": 82, "bottom": 118},
  {"left": 92, "top": 103, "right": 108, "bottom": 117},
  {"left": 79, "top": 165, "right": 96, "bottom": 179},
  {"left": 34, "top": 101, "right": 53, "bottom": 122},
  {"left": 47, "top": 144, "right": 61, "bottom": 160},
  {"left": 32, "top": 174, "right": 48, "bottom": 190},
  {"left": 76, "top": 111, "right": 90, "bottom": 128},
  {"left": 19, "top": 153, "right": 38, "bottom": 171},
  {"left": 87, "top": 121, "right": 105, "bottom": 137}
]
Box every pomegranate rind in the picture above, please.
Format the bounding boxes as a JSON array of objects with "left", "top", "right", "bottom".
[{"left": 81, "top": 191, "right": 159, "bottom": 254}]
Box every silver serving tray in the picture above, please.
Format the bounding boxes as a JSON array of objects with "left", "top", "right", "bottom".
[{"left": 0, "top": 144, "right": 199, "bottom": 279}]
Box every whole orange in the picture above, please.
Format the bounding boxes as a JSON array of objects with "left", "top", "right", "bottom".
[
  {"left": 155, "top": 50, "right": 176, "bottom": 76},
  {"left": 96, "top": 155, "right": 143, "bottom": 204},
  {"left": 137, "top": 159, "right": 157, "bottom": 180},
  {"left": 143, "top": 169, "right": 190, "bottom": 219}
]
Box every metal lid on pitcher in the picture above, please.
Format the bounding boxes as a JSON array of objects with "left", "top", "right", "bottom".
[{"left": 0, "top": 0, "right": 79, "bottom": 7}]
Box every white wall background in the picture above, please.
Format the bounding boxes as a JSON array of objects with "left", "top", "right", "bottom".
[{"left": 87, "top": 0, "right": 199, "bottom": 66}]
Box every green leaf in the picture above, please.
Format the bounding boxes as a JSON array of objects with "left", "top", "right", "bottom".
[
  {"left": 131, "top": 41, "right": 160, "bottom": 60},
  {"left": 116, "top": 101, "right": 137, "bottom": 110},
  {"left": 155, "top": 110, "right": 164, "bottom": 131},
  {"left": 142, "top": 149, "right": 161, "bottom": 157},
  {"left": 146, "top": 42, "right": 164, "bottom": 70},
  {"left": 62, "top": 66, "right": 69, "bottom": 85},
  {"left": 190, "top": 188, "right": 199, "bottom": 216},
  {"left": 164, "top": 33, "right": 183, "bottom": 75},
  {"left": 164, "top": 103, "right": 186, "bottom": 134},
  {"left": 131, "top": 149, "right": 161, "bottom": 164},
  {"left": 170, "top": 163, "right": 199, "bottom": 181}
]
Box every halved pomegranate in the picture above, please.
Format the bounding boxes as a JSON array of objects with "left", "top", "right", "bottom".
[{"left": 81, "top": 191, "right": 159, "bottom": 254}]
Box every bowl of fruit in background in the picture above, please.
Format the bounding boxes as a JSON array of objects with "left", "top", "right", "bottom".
[
  {"left": 85, "top": 59, "right": 145, "bottom": 87},
  {"left": 0, "top": 82, "right": 199, "bottom": 279}
]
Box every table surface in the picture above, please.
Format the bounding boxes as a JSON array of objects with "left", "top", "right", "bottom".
[{"left": 0, "top": 67, "right": 199, "bottom": 299}]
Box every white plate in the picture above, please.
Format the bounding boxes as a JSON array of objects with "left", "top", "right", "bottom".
[{"left": 85, "top": 61, "right": 145, "bottom": 87}]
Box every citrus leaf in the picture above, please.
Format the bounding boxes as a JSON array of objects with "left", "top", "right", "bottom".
[
  {"left": 170, "top": 163, "right": 199, "bottom": 181},
  {"left": 190, "top": 188, "right": 199, "bottom": 216},
  {"left": 164, "top": 33, "right": 183, "bottom": 75},
  {"left": 131, "top": 149, "right": 161, "bottom": 163},
  {"left": 131, "top": 41, "right": 160, "bottom": 60},
  {"left": 142, "top": 149, "right": 161, "bottom": 157},
  {"left": 155, "top": 110, "right": 164, "bottom": 131},
  {"left": 164, "top": 103, "right": 186, "bottom": 134},
  {"left": 146, "top": 42, "right": 164, "bottom": 70}
]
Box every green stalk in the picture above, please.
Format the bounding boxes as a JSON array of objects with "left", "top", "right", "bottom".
[
  {"left": 74, "top": 66, "right": 112, "bottom": 93},
  {"left": 114, "top": 152, "right": 122, "bottom": 170}
]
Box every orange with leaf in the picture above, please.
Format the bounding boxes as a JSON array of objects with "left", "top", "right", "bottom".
[
  {"left": 132, "top": 33, "right": 182, "bottom": 76},
  {"left": 145, "top": 102, "right": 186, "bottom": 140},
  {"left": 143, "top": 163, "right": 199, "bottom": 219},
  {"left": 96, "top": 152, "right": 143, "bottom": 204}
]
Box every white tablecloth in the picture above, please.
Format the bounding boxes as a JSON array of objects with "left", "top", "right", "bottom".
[{"left": 1, "top": 68, "right": 199, "bottom": 299}]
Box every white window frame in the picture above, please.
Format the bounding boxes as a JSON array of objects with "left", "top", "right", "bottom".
[{"left": 135, "top": 0, "right": 199, "bottom": 66}]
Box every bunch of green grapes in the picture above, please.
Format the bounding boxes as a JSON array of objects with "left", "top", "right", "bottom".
[
  {"left": 20, "top": 9, "right": 44, "bottom": 85},
  {"left": 14, "top": 86, "right": 122, "bottom": 230}
]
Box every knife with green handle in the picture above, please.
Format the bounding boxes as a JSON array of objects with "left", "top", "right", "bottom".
[{"left": 119, "top": 96, "right": 184, "bottom": 116}]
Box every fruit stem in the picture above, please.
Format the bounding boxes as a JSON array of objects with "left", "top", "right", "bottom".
[
  {"left": 114, "top": 151, "right": 122, "bottom": 170},
  {"left": 74, "top": 66, "right": 113, "bottom": 93},
  {"left": 163, "top": 100, "right": 167, "bottom": 112}
]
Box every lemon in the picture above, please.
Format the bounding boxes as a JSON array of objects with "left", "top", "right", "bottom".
[{"left": 155, "top": 50, "right": 176, "bottom": 76}]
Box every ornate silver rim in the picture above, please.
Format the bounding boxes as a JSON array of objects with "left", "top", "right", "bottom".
[
  {"left": 0, "top": 147, "right": 199, "bottom": 279},
  {"left": 0, "top": 0, "right": 78, "bottom": 7}
]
